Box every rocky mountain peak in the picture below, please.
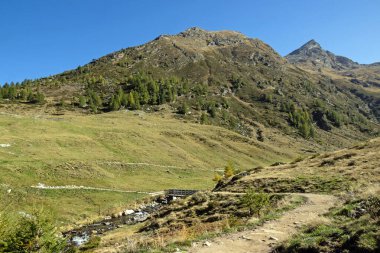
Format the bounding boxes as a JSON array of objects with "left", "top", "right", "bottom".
[
  {"left": 180, "top": 27, "right": 208, "bottom": 37},
  {"left": 287, "top": 39, "right": 324, "bottom": 58},
  {"left": 302, "top": 39, "right": 321, "bottom": 49},
  {"left": 286, "top": 39, "right": 359, "bottom": 70},
  {"left": 176, "top": 27, "right": 247, "bottom": 46}
]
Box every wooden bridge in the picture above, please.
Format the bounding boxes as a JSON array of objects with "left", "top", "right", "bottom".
[{"left": 165, "top": 189, "right": 198, "bottom": 197}]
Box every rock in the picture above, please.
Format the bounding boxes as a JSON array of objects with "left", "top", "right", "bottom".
[
  {"left": 241, "top": 235, "right": 252, "bottom": 240},
  {"left": 123, "top": 209, "right": 135, "bottom": 215},
  {"left": 269, "top": 236, "right": 279, "bottom": 241},
  {"left": 203, "top": 241, "right": 211, "bottom": 247}
]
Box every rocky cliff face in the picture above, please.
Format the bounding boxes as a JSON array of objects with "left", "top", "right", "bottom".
[{"left": 285, "top": 39, "right": 360, "bottom": 70}]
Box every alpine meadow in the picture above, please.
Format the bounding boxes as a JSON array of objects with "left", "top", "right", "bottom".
[{"left": 1, "top": 1, "right": 379, "bottom": 252}]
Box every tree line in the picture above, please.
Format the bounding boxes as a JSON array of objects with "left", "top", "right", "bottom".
[
  {"left": 280, "top": 101, "right": 315, "bottom": 138},
  {"left": 78, "top": 73, "right": 208, "bottom": 113},
  {"left": 0, "top": 82, "right": 45, "bottom": 104}
]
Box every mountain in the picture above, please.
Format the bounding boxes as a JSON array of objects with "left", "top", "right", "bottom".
[
  {"left": 1, "top": 27, "right": 379, "bottom": 148},
  {"left": 285, "top": 39, "right": 380, "bottom": 121},
  {"left": 285, "top": 39, "right": 360, "bottom": 70}
]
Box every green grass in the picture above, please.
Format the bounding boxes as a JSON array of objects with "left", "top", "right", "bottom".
[{"left": 0, "top": 111, "right": 297, "bottom": 224}]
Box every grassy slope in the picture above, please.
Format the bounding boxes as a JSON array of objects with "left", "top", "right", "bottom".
[
  {"left": 89, "top": 137, "right": 379, "bottom": 252},
  {"left": 0, "top": 110, "right": 305, "bottom": 224},
  {"left": 214, "top": 138, "right": 380, "bottom": 252},
  {"left": 216, "top": 138, "right": 380, "bottom": 194}
]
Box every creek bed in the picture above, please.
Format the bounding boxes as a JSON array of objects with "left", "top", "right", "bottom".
[{"left": 64, "top": 201, "right": 163, "bottom": 246}]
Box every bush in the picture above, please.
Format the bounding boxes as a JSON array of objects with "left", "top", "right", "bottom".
[
  {"left": 0, "top": 209, "right": 66, "bottom": 253},
  {"left": 240, "top": 189, "right": 270, "bottom": 217},
  {"left": 212, "top": 173, "right": 223, "bottom": 182}
]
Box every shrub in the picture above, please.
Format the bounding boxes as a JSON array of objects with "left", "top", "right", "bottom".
[
  {"left": 0, "top": 209, "right": 66, "bottom": 253},
  {"left": 212, "top": 173, "right": 223, "bottom": 182},
  {"left": 190, "top": 192, "right": 208, "bottom": 204},
  {"left": 240, "top": 189, "right": 270, "bottom": 217}
]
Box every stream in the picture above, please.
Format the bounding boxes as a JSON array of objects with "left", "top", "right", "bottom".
[{"left": 64, "top": 199, "right": 166, "bottom": 246}]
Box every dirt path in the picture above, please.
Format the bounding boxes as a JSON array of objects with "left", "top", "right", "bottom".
[
  {"left": 189, "top": 194, "right": 338, "bottom": 253},
  {"left": 31, "top": 183, "right": 164, "bottom": 196}
]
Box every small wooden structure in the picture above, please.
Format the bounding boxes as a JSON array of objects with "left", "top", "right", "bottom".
[{"left": 165, "top": 189, "right": 198, "bottom": 198}]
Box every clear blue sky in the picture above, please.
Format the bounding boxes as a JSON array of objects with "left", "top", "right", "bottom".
[{"left": 1, "top": 0, "right": 379, "bottom": 83}]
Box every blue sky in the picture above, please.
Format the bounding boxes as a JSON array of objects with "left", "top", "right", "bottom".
[{"left": 1, "top": 0, "right": 379, "bottom": 83}]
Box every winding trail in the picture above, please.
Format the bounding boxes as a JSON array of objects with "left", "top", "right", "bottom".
[
  {"left": 189, "top": 193, "right": 338, "bottom": 253},
  {"left": 31, "top": 183, "right": 164, "bottom": 196}
]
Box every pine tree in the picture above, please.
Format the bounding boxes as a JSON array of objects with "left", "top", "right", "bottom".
[
  {"left": 79, "top": 96, "right": 87, "bottom": 108},
  {"left": 35, "top": 92, "right": 45, "bottom": 104},
  {"left": 128, "top": 92, "right": 136, "bottom": 109},
  {"left": 110, "top": 95, "right": 121, "bottom": 111},
  {"left": 224, "top": 161, "right": 235, "bottom": 178},
  {"left": 121, "top": 93, "right": 129, "bottom": 107},
  {"left": 200, "top": 113, "right": 208, "bottom": 124},
  {"left": 208, "top": 103, "right": 216, "bottom": 118},
  {"left": 240, "top": 189, "right": 270, "bottom": 217},
  {"left": 117, "top": 87, "right": 124, "bottom": 104},
  {"left": 177, "top": 102, "right": 189, "bottom": 115}
]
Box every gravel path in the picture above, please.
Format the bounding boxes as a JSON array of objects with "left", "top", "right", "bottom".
[{"left": 31, "top": 183, "right": 164, "bottom": 196}]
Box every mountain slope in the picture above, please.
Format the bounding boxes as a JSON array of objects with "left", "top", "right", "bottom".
[
  {"left": 1, "top": 28, "right": 379, "bottom": 149},
  {"left": 285, "top": 39, "right": 380, "bottom": 121}
]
